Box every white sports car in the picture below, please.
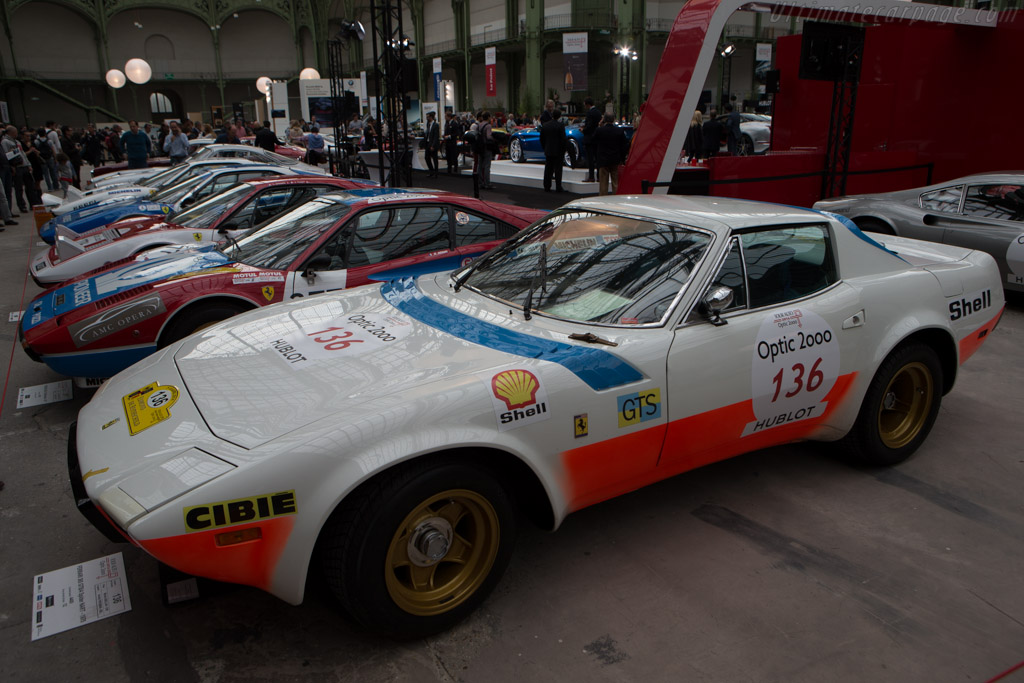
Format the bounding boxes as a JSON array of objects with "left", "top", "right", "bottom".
[{"left": 68, "top": 196, "right": 1003, "bottom": 637}]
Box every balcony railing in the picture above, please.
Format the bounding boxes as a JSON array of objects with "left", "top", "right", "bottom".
[
  {"left": 425, "top": 38, "right": 458, "bottom": 54},
  {"left": 543, "top": 12, "right": 617, "bottom": 30},
  {"left": 646, "top": 18, "right": 674, "bottom": 32},
  {"left": 470, "top": 27, "right": 508, "bottom": 45}
]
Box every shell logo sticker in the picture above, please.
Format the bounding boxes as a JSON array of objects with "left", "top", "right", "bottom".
[
  {"left": 193, "top": 232, "right": 203, "bottom": 242},
  {"left": 122, "top": 381, "right": 180, "bottom": 435},
  {"left": 262, "top": 285, "right": 275, "bottom": 302},
  {"left": 487, "top": 369, "right": 550, "bottom": 432}
]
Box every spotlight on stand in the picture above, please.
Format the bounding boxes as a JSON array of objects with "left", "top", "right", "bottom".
[
  {"left": 338, "top": 20, "right": 366, "bottom": 42},
  {"left": 720, "top": 43, "right": 736, "bottom": 58},
  {"left": 256, "top": 76, "right": 272, "bottom": 95},
  {"left": 299, "top": 67, "right": 321, "bottom": 80}
]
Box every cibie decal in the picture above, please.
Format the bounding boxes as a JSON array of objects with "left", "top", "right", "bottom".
[
  {"left": 1006, "top": 234, "right": 1024, "bottom": 286},
  {"left": 948, "top": 288, "right": 993, "bottom": 321},
  {"left": 183, "top": 490, "right": 297, "bottom": 532},
  {"left": 744, "top": 308, "right": 839, "bottom": 437},
  {"left": 617, "top": 389, "right": 661, "bottom": 428},
  {"left": 488, "top": 369, "right": 550, "bottom": 432},
  {"left": 122, "top": 382, "right": 180, "bottom": 435},
  {"left": 267, "top": 312, "right": 413, "bottom": 365},
  {"left": 262, "top": 286, "right": 275, "bottom": 302}
]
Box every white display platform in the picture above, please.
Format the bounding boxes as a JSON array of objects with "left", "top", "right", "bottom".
[{"left": 490, "top": 160, "right": 599, "bottom": 193}]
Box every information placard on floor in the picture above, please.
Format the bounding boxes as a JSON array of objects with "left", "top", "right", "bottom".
[
  {"left": 17, "top": 380, "right": 73, "bottom": 409},
  {"left": 9, "top": 310, "right": 23, "bottom": 322},
  {"left": 31, "top": 552, "right": 132, "bottom": 641}
]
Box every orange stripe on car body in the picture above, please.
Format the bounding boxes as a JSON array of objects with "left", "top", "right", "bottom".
[
  {"left": 562, "top": 373, "right": 857, "bottom": 512},
  {"left": 138, "top": 517, "right": 295, "bottom": 591},
  {"left": 958, "top": 307, "right": 1003, "bottom": 364}
]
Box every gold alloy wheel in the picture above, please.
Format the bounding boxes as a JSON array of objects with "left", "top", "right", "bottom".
[
  {"left": 877, "top": 361, "right": 934, "bottom": 449},
  {"left": 385, "top": 489, "right": 500, "bottom": 616}
]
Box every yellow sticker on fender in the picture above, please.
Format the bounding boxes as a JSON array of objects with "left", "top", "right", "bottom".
[{"left": 122, "top": 381, "right": 180, "bottom": 435}]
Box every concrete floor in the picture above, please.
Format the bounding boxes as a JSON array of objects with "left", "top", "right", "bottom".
[{"left": 1, "top": 177, "right": 1022, "bottom": 683}]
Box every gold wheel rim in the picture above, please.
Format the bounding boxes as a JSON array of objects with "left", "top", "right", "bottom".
[
  {"left": 385, "top": 489, "right": 500, "bottom": 617},
  {"left": 877, "top": 361, "right": 933, "bottom": 449}
]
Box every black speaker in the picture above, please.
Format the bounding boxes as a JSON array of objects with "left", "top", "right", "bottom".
[
  {"left": 765, "top": 70, "right": 781, "bottom": 94},
  {"left": 401, "top": 57, "right": 418, "bottom": 93},
  {"left": 338, "top": 92, "right": 358, "bottom": 120},
  {"left": 798, "top": 22, "right": 865, "bottom": 82}
]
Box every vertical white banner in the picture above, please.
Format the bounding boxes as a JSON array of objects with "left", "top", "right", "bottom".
[
  {"left": 485, "top": 47, "right": 497, "bottom": 98},
  {"left": 360, "top": 71, "right": 369, "bottom": 108},
  {"left": 433, "top": 57, "right": 443, "bottom": 102}
]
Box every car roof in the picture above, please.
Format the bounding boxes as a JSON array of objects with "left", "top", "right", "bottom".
[
  {"left": 315, "top": 188, "right": 454, "bottom": 207},
  {"left": 241, "top": 175, "right": 376, "bottom": 190},
  {"left": 934, "top": 172, "right": 1024, "bottom": 186},
  {"left": 563, "top": 195, "right": 826, "bottom": 235}
]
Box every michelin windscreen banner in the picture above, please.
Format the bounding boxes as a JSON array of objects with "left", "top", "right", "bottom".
[{"left": 563, "top": 33, "right": 588, "bottom": 92}]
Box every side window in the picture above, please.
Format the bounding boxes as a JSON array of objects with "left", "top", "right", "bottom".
[
  {"left": 454, "top": 209, "right": 499, "bottom": 246},
  {"left": 741, "top": 225, "right": 837, "bottom": 309},
  {"left": 348, "top": 205, "right": 450, "bottom": 267},
  {"left": 194, "top": 173, "right": 238, "bottom": 200},
  {"left": 688, "top": 238, "right": 746, "bottom": 323},
  {"left": 227, "top": 188, "right": 300, "bottom": 230},
  {"left": 920, "top": 186, "right": 962, "bottom": 213},
  {"left": 962, "top": 184, "right": 1024, "bottom": 222}
]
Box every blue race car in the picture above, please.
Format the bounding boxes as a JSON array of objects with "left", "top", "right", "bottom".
[
  {"left": 39, "top": 165, "right": 315, "bottom": 243},
  {"left": 507, "top": 122, "right": 634, "bottom": 168}
]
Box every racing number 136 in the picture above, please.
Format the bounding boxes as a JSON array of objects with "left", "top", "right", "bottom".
[
  {"left": 771, "top": 358, "right": 824, "bottom": 402},
  {"left": 308, "top": 327, "right": 363, "bottom": 351}
]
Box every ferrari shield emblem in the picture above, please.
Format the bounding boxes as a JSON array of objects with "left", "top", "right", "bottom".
[
  {"left": 262, "top": 286, "right": 275, "bottom": 302},
  {"left": 193, "top": 232, "right": 202, "bottom": 242}
]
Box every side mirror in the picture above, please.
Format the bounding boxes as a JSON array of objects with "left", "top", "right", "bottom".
[
  {"left": 700, "top": 286, "right": 733, "bottom": 327},
  {"left": 302, "top": 253, "right": 333, "bottom": 283},
  {"left": 180, "top": 196, "right": 195, "bottom": 208}
]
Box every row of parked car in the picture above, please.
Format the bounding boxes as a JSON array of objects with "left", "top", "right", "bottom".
[{"left": 32, "top": 146, "right": 1010, "bottom": 639}]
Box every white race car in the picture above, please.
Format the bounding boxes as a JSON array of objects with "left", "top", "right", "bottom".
[{"left": 69, "top": 196, "right": 1003, "bottom": 637}]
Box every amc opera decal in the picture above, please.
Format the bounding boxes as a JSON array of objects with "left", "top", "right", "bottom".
[{"left": 68, "top": 295, "right": 167, "bottom": 348}]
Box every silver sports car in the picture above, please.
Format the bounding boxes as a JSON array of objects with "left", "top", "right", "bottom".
[{"left": 815, "top": 173, "right": 1024, "bottom": 292}]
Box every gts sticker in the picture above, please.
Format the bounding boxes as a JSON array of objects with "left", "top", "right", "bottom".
[
  {"left": 617, "top": 388, "right": 661, "bottom": 428},
  {"left": 183, "top": 490, "right": 297, "bottom": 532}
]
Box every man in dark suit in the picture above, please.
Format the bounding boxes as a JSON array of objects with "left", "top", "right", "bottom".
[
  {"left": 592, "top": 115, "right": 629, "bottom": 195},
  {"left": 443, "top": 111, "right": 462, "bottom": 175},
  {"left": 540, "top": 109, "right": 567, "bottom": 192},
  {"left": 701, "top": 108, "right": 722, "bottom": 159},
  {"left": 254, "top": 121, "right": 277, "bottom": 152},
  {"left": 582, "top": 96, "right": 602, "bottom": 183},
  {"left": 424, "top": 111, "right": 440, "bottom": 177}
]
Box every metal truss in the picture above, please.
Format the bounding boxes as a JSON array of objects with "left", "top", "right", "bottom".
[{"left": 369, "top": 0, "right": 412, "bottom": 187}]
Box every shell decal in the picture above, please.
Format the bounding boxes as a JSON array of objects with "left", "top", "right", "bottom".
[{"left": 491, "top": 369, "right": 540, "bottom": 410}]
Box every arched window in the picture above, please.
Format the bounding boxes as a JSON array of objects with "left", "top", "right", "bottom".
[
  {"left": 150, "top": 92, "right": 173, "bottom": 114},
  {"left": 144, "top": 34, "right": 175, "bottom": 61}
]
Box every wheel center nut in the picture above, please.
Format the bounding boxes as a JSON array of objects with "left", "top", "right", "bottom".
[
  {"left": 407, "top": 516, "right": 454, "bottom": 567},
  {"left": 883, "top": 391, "right": 896, "bottom": 410}
]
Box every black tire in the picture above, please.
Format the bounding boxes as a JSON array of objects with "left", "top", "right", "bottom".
[
  {"left": 319, "top": 457, "right": 516, "bottom": 638},
  {"left": 159, "top": 302, "right": 250, "bottom": 348},
  {"left": 509, "top": 138, "right": 524, "bottom": 163},
  {"left": 738, "top": 134, "right": 754, "bottom": 156},
  {"left": 840, "top": 343, "right": 942, "bottom": 466},
  {"left": 564, "top": 139, "right": 580, "bottom": 168},
  {"left": 854, "top": 217, "right": 896, "bottom": 236}
]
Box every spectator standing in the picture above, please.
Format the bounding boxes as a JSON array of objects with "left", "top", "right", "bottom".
[
  {"left": 57, "top": 153, "right": 74, "bottom": 196},
  {"left": 253, "top": 121, "right": 277, "bottom": 152},
  {"left": 0, "top": 147, "right": 14, "bottom": 226},
  {"left": 582, "top": 97, "right": 602, "bottom": 183},
  {"left": 34, "top": 128, "right": 58, "bottom": 191},
  {"left": 423, "top": 111, "right": 440, "bottom": 178},
  {"left": 3, "top": 126, "right": 32, "bottom": 210},
  {"left": 683, "top": 110, "right": 703, "bottom": 164},
  {"left": 539, "top": 108, "right": 567, "bottom": 193},
  {"left": 539, "top": 99, "right": 556, "bottom": 124},
  {"left": 45, "top": 120, "right": 62, "bottom": 176},
  {"left": 21, "top": 131, "right": 45, "bottom": 205},
  {"left": 592, "top": 114, "right": 629, "bottom": 195},
  {"left": 82, "top": 124, "right": 103, "bottom": 167},
  {"left": 476, "top": 111, "right": 495, "bottom": 190},
  {"left": 144, "top": 123, "right": 157, "bottom": 156},
  {"left": 163, "top": 121, "right": 189, "bottom": 164},
  {"left": 121, "top": 120, "right": 151, "bottom": 169},
  {"left": 443, "top": 111, "right": 462, "bottom": 175},
  {"left": 724, "top": 103, "right": 741, "bottom": 156},
  {"left": 362, "top": 118, "right": 377, "bottom": 151},
  {"left": 304, "top": 126, "right": 326, "bottom": 164},
  {"left": 60, "top": 126, "right": 83, "bottom": 188},
  {"left": 287, "top": 120, "right": 304, "bottom": 146},
  {"left": 701, "top": 108, "right": 722, "bottom": 160},
  {"left": 107, "top": 125, "right": 124, "bottom": 162}
]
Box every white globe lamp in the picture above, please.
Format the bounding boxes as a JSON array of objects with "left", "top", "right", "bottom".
[
  {"left": 124, "top": 58, "right": 152, "bottom": 84},
  {"left": 299, "top": 67, "right": 321, "bottom": 80},
  {"left": 105, "top": 69, "right": 127, "bottom": 88},
  {"left": 256, "top": 76, "right": 272, "bottom": 95}
]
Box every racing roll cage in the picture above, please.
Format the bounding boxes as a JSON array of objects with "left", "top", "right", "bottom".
[{"left": 617, "top": 0, "right": 999, "bottom": 196}]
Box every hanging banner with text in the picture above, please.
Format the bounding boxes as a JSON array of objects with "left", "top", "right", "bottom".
[
  {"left": 433, "top": 57, "right": 442, "bottom": 102},
  {"left": 485, "top": 47, "right": 497, "bottom": 98},
  {"left": 563, "top": 32, "right": 588, "bottom": 92}
]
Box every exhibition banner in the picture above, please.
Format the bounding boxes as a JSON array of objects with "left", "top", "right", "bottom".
[
  {"left": 485, "top": 47, "right": 497, "bottom": 98},
  {"left": 563, "top": 32, "right": 588, "bottom": 92},
  {"left": 433, "top": 57, "right": 442, "bottom": 102},
  {"left": 360, "top": 71, "right": 368, "bottom": 107}
]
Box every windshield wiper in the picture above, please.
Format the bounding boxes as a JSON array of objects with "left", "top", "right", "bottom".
[
  {"left": 522, "top": 242, "right": 548, "bottom": 321},
  {"left": 452, "top": 228, "right": 534, "bottom": 293}
]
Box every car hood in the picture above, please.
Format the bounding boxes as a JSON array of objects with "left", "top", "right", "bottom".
[
  {"left": 170, "top": 274, "right": 641, "bottom": 449},
  {"left": 24, "top": 250, "right": 233, "bottom": 331},
  {"left": 53, "top": 186, "right": 154, "bottom": 215}
]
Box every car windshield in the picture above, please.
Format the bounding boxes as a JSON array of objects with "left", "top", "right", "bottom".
[
  {"left": 172, "top": 183, "right": 254, "bottom": 229},
  {"left": 221, "top": 196, "right": 351, "bottom": 270},
  {"left": 191, "top": 147, "right": 216, "bottom": 161},
  {"left": 257, "top": 150, "right": 298, "bottom": 165},
  {"left": 152, "top": 174, "right": 206, "bottom": 203},
  {"left": 137, "top": 165, "right": 185, "bottom": 188},
  {"left": 454, "top": 210, "right": 712, "bottom": 325}
]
